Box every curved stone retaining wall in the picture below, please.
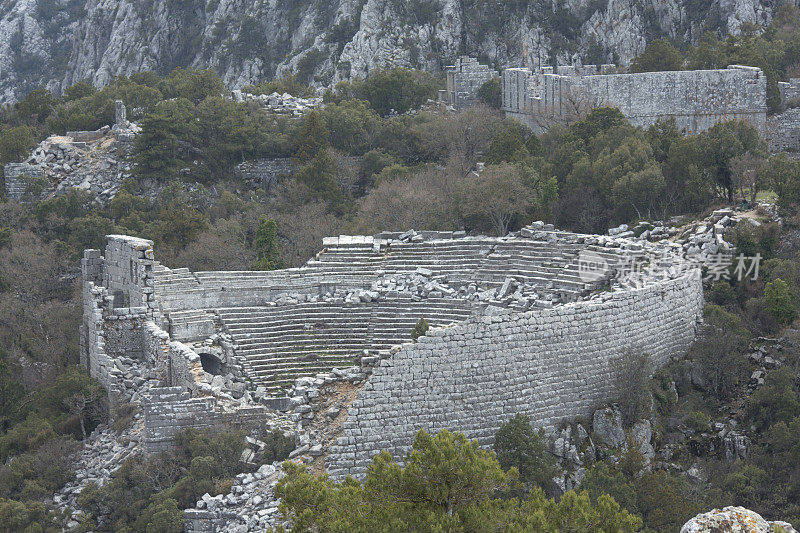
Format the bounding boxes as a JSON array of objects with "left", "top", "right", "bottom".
[{"left": 326, "top": 272, "right": 703, "bottom": 479}]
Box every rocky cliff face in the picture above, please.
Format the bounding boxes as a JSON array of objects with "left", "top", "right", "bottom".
[{"left": 0, "top": 0, "right": 791, "bottom": 104}]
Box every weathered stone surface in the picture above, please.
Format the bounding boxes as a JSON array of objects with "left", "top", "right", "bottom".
[
  {"left": 442, "top": 56, "right": 498, "bottom": 110},
  {"left": 768, "top": 106, "right": 800, "bottom": 154},
  {"left": 680, "top": 506, "right": 798, "bottom": 533},
  {"left": 631, "top": 419, "right": 654, "bottom": 464},
  {"left": 503, "top": 64, "right": 767, "bottom": 136},
  {"left": 592, "top": 407, "right": 626, "bottom": 449}
]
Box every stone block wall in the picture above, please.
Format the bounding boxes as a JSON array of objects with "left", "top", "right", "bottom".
[
  {"left": 66, "top": 126, "right": 110, "bottom": 142},
  {"left": 81, "top": 281, "right": 114, "bottom": 394},
  {"left": 444, "top": 57, "right": 498, "bottom": 110},
  {"left": 80, "top": 279, "right": 151, "bottom": 402},
  {"left": 80, "top": 250, "right": 103, "bottom": 371},
  {"left": 501, "top": 68, "right": 537, "bottom": 129},
  {"left": 142, "top": 387, "right": 275, "bottom": 453},
  {"left": 103, "top": 235, "right": 156, "bottom": 311},
  {"left": 104, "top": 317, "right": 147, "bottom": 363},
  {"left": 234, "top": 158, "right": 295, "bottom": 191},
  {"left": 581, "top": 66, "right": 766, "bottom": 135},
  {"left": 779, "top": 78, "right": 800, "bottom": 107},
  {"left": 326, "top": 271, "right": 704, "bottom": 479},
  {"left": 167, "top": 340, "right": 206, "bottom": 389},
  {"left": 143, "top": 321, "right": 172, "bottom": 383},
  {"left": 768, "top": 108, "right": 800, "bottom": 153},
  {"left": 141, "top": 320, "right": 206, "bottom": 389},
  {"left": 3, "top": 163, "right": 47, "bottom": 201},
  {"left": 84, "top": 236, "right": 290, "bottom": 456},
  {"left": 82, "top": 239, "right": 178, "bottom": 405},
  {"left": 81, "top": 249, "right": 103, "bottom": 285},
  {"left": 502, "top": 64, "right": 767, "bottom": 135},
  {"left": 143, "top": 387, "right": 216, "bottom": 452}
]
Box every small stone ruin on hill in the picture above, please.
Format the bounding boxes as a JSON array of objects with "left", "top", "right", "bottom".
[{"left": 3, "top": 101, "right": 139, "bottom": 203}]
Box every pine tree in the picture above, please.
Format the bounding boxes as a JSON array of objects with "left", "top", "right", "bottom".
[
  {"left": 292, "top": 110, "right": 329, "bottom": 162},
  {"left": 411, "top": 317, "right": 429, "bottom": 341},
  {"left": 253, "top": 216, "right": 283, "bottom": 271}
]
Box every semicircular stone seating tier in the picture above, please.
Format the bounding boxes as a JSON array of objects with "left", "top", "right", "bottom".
[{"left": 151, "top": 232, "right": 641, "bottom": 396}]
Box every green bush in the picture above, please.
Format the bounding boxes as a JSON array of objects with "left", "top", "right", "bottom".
[
  {"left": 493, "top": 414, "right": 558, "bottom": 495},
  {"left": 748, "top": 367, "right": 800, "bottom": 430},
  {"left": 243, "top": 74, "right": 313, "bottom": 97},
  {"left": 709, "top": 281, "right": 737, "bottom": 306},
  {"left": 764, "top": 278, "right": 797, "bottom": 326},
  {"left": 359, "top": 149, "right": 398, "bottom": 189},
  {"left": 411, "top": 317, "right": 429, "bottom": 341},
  {"left": 275, "top": 429, "right": 641, "bottom": 532},
  {"left": 685, "top": 410, "right": 710, "bottom": 432},
  {"left": 651, "top": 367, "right": 678, "bottom": 416},
  {"left": 252, "top": 216, "right": 283, "bottom": 271},
  {"left": 629, "top": 39, "right": 684, "bottom": 73},
  {"left": 335, "top": 67, "right": 440, "bottom": 117},
  {"left": 260, "top": 431, "right": 296, "bottom": 465},
  {"left": 477, "top": 77, "right": 502, "bottom": 108},
  {"left": 0, "top": 498, "right": 64, "bottom": 532}
]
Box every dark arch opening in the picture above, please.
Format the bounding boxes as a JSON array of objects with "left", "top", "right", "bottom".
[
  {"left": 199, "top": 353, "right": 224, "bottom": 375},
  {"left": 112, "top": 289, "right": 126, "bottom": 308}
]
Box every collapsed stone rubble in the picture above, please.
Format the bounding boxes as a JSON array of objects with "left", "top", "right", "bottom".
[
  {"left": 54, "top": 420, "right": 144, "bottom": 529},
  {"left": 185, "top": 462, "right": 288, "bottom": 532},
  {"left": 231, "top": 90, "right": 323, "bottom": 117},
  {"left": 607, "top": 205, "right": 779, "bottom": 272},
  {"left": 3, "top": 101, "right": 139, "bottom": 203}
]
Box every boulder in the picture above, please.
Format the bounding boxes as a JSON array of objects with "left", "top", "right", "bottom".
[
  {"left": 680, "top": 506, "right": 798, "bottom": 533},
  {"left": 631, "top": 419, "right": 655, "bottom": 464},
  {"left": 723, "top": 432, "right": 750, "bottom": 462},
  {"left": 593, "top": 407, "right": 625, "bottom": 448}
]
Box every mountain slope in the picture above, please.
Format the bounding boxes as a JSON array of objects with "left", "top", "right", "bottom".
[{"left": 0, "top": 0, "right": 788, "bottom": 104}]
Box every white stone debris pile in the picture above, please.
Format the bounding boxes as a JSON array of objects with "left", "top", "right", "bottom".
[
  {"left": 680, "top": 506, "right": 797, "bottom": 533},
  {"left": 608, "top": 205, "right": 779, "bottom": 269},
  {"left": 231, "top": 90, "right": 323, "bottom": 117},
  {"left": 54, "top": 420, "right": 145, "bottom": 529},
  {"left": 8, "top": 134, "right": 133, "bottom": 203},
  {"left": 185, "top": 462, "right": 290, "bottom": 532},
  {"left": 4, "top": 101, "right": 139, "bottom": 204}
]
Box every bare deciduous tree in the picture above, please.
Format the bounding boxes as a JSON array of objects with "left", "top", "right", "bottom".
[
  {"left": 730, "top": 151, "right": 765, "bottom": 205},
  {"left": 532, "top": 84, "right": 601, "bottom": 132},
  {"left": 458, "top": 163, "right": 532, "bottom": 236},
  {"left": 612, "top": 350, "right": 652, "bottom": 427},
  {"left": 357, "top": 165, "right": 462, "bottom": 232}
]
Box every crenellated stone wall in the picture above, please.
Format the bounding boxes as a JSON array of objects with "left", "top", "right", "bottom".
[
  {"left": 502, "top": 64, "right": 767, "bottom": 135},
  {"left": 443, "top": 56, "right": 499, "bottom": 109},
  {"left": 326, "top": 270, "right": 703, "bottom": 479}
]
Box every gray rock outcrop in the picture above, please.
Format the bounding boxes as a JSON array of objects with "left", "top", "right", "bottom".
[
  {"left": 592, "top": 406, "right": 626, "bottom": 448},
  {"left": 0, "top": 0, "right": 789, "bottom": 104},
  {"left": 681, "top": 506, "right": 798, "bottom": 533}
]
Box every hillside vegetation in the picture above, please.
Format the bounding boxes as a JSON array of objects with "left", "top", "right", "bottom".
[{"left": 0, "top": 15, "right": 799, "bottom": 530}]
